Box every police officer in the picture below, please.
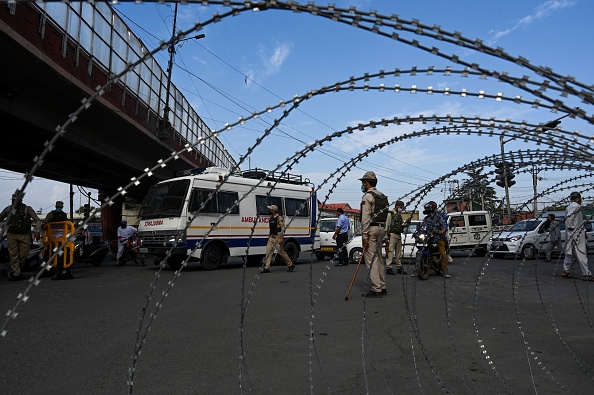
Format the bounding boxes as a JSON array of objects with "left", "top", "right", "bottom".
[
  {"left": 0, "top": 193, "right": 41, "bottom": 281},
  {"left": 359, "top": 171, "right": 388, "bottom": 297},
  {"left": 43, "top": 201, "right": 68, "bottom": 224},
  {"left": 261, "top": 205, "right": 295, "bottom": 273},
  {"left": 384, "top": 200, "right": 407, "bottom": 275}
]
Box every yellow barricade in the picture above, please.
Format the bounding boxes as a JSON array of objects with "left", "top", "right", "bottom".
[{"left": 42, "top": 221, "right": 75, "bottom": 269}]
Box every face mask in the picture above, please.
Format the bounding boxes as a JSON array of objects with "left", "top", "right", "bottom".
[
  {"left": 56, "top": 207, "right": 63, "bottom": 212},
  {"left": 361, "top": 184, "right": 366, "bottom": 193},
  {"left": 397, "top": 207, "right": 403, "bottom": 212}
]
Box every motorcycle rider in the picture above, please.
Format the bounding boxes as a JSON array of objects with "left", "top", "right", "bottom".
[
  {"left": 116, "top": 219, "right": 137, "bottom": 266},
  {"left": 421, "top": 201, "right": 451, "bottom": 278}
]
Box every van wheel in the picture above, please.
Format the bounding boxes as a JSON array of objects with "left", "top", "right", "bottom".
[
  {"left": 279, "top": 241, "right": 299, "bottom": 264},
  {"left": 349, "top": 247, "right": 363, "bottom": 264},
  {"left": 315, "top": 252, "right": 326, "bottom": 261},
  {"left": 202, "top": 244, "right": 225, "bottom": 270},
  {"left": 521, "top": 244, "right": 536, "bottom": 260}
]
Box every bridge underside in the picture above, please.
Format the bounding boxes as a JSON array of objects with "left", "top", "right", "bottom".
[{"left": 0, "top": 23, "right": 206, "bottom": 200}]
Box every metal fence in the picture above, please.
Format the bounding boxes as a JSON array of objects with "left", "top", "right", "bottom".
[{"left": 36, "top": 1, "right": 236, "bottom": 170}]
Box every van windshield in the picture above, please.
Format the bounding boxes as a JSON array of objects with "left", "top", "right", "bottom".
[
  {"left": 140, "top": 180, "right": 190, "bottom": 219},
  {"left": 508, "top": 220, "right": 542, "bottom": 233},
  {"left": 319, "top": 219, "right": 337, "bottom": 232}
]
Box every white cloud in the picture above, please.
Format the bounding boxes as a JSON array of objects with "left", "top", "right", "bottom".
[
  {"left": 245, "top": 42, "right": 292, "bottom": 85},
  {"left": 488, "top": 0, "right": 575, "bottom": 44}
]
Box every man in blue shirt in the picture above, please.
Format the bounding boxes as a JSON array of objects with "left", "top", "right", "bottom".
[{"left": 332, "top": 208, "right": 350, "bottom": 266}]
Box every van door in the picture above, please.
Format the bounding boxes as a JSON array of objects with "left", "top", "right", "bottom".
[
  {"left": 448, "top": 215, "right": 469, "bottom": 246},
  {"left": 466, "top": 213, "right": 491, "bottom": 245}
]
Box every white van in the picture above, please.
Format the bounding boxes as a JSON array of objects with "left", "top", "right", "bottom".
[
  {"left": 137, "top": 167, "right": 318, "bottom": 270},
  {"left": 315, "top": 217, "right": 355, "bottom": 260},
  {"left": 447, "top": 210, "right": 493, "bottom": 256}
]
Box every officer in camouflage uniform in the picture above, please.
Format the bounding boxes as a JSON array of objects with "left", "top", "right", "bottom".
[
  {"left": 0, "top": 193, "right": 41, "bottom": 281},
  {"left": 384, "top": 200, "right": 408, "bottom": 275}
]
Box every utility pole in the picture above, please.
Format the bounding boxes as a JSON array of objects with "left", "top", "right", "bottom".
[
  {"left": 69, "top": 183, "right": 74, "bottom": 221},
  {"left": 162, "top": 2, "right": 179, "bottom": 130},
  {"left": 160, "top": 4, "right": 205, "bottom": 140},
  {"left": 531, "top": 165, "right": 542, "bottom": 215}
]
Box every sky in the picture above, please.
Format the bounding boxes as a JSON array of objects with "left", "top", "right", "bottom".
[{"left": 2, "top": 0, "right": 593, "bottom": 215}]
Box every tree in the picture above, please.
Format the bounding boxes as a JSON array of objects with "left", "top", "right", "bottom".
[{"left": 450, "top": 167, "right": 499, "bottom": 211}]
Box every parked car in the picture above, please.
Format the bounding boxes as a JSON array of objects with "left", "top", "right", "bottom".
[
  {"left": 488, "top": 218, "right": 563, "bottom": 259},
  {"left": 346, "top": 221, "right": 420, "bottom": 264},
  {"left": 315, "top": 217, "right": 356, "bottom": 261}
]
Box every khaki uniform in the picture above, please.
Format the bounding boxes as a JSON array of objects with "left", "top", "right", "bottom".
[
  {"left": 385, "top": 209, "right": 404, "bottom": 270},
  {"left": 264, "top": 214, "right": 293, "bottom": 270},
  {"left": 361, "top": 188, "right": 387, "bottom": 293},
  {"left": 0, "top": 203, "right": 41, "bottom": 277}
]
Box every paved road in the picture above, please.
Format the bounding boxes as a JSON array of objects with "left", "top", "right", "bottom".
[{"left": 1, "top": 252, "right": 593, "bottom": 394}]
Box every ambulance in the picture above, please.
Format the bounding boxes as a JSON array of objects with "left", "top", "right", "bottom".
[{"left": 137, "top": 167, "right": 318, "bottom": 270}]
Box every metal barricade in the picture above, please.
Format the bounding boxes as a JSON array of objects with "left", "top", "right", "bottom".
[{"left": 42, "top": 221, "right": 75, "bottom": 269}]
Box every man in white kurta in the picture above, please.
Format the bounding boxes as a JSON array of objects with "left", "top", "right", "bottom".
[{"left": 562, "top": 192, "right": 592, "bottom": 281}]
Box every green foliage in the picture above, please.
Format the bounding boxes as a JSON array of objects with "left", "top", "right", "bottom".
[{"left": 450, "top": 167, "right": 499, "bottom": 211}]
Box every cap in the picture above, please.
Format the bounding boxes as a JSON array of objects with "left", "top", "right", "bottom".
[
  {"left": 267, "top": 205, "right": 278, "bottom": 212},
  {"left": 55, "top": 201, "right": 64, "bottom": 208},
  {"left": 358, "top": 171, "right": 377, "bottom": 181},
  {"left": 395, "top": 200, "right": 404, "bottom": 207}
]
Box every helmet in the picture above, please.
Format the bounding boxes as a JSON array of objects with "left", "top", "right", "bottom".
[
  {"left": 424, "top": 201, "right": 437, "bottom": 211},
  {"left": 570, "top": 191, "right": 581, "bottom": 201},
  {"left": 423, "top": 201, "right": 437, "bottom": 214}
]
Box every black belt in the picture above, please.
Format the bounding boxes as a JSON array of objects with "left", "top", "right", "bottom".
[{"left": 369, "top": 222, "right": 384, "bottom": 227}]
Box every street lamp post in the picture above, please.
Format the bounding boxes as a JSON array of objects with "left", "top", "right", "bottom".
[{"left": 498, "top": 110, "right": 575, "bottom": 222}]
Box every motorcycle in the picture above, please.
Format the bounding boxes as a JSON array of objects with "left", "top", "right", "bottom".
[
  {"left": 111, "top": 233, "right": 145, "bottom": 266},
  {"left": 1, "top": 235, "right": 43, "bottom": 272},
  {"left": 413, "top": 229, "right": 443, "bottom": 280},
  {"left": 73, "top": 232, "right": 109, "bottom": 266}
]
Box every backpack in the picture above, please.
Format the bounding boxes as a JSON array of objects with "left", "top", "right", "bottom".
[
  {"left": 366, "top": 190, "right": 389, "bottom": 223},
  {"left": 8, "top": 204, "right": 32, "bottom": 234}
]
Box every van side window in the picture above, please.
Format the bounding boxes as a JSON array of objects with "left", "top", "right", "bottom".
[
  {"left": 256, "top": 195, "right": 284, "bottom": 215},
  {"left": 469, "top": 215, "right": 487, "bottom": 226},
  {"left": 189, "top": 188, "right": 217, "bottom": 214},
  {"left": 450, "top": 216, "right": 465, "bottom": 228},
  {"left": 218, "top": 191, "right": 239, "bottom": 214},
  {"left": 285, "top": 198, "right": 309, "bottom": 217}
]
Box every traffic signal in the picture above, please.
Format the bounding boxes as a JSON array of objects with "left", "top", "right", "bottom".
[
  {"left": 83, "top": 204, "right": 90, "bottom": 218},
  {"left": 494, "top": 162, "right": 516, "bottom": 188}
]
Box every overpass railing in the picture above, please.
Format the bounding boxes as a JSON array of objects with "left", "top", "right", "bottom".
[{"left": 34, "top": 1, "right": 236, "bottom": 170}]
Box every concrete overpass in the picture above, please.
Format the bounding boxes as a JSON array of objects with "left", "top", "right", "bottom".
[{"left": 0, "top": 2, "right": 236, "bottom": 202}]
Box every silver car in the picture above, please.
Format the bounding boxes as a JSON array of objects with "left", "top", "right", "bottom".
[{"left": 346, "top": 221, "right": 420, "bottom": 264}]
